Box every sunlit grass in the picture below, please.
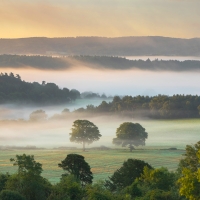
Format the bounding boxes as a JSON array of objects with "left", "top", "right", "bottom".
[{"left": 0, "top": 149, "right": 184, "bottom": 184}]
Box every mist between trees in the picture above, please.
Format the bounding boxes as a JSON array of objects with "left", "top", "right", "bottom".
[{"left": 1, "top": 72, "right": 200, "bottom": 119}]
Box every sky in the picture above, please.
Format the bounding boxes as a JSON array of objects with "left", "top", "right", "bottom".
[{"left": 1, "top": 0, "right": 200, "bottom": 38}]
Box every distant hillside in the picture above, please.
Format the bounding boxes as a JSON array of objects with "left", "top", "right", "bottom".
[
  {"left": 0, "top": 73, "right": 80, "bottom": 104},
  {"left": 1, "top": 55, "right": 200, "bottom": 71},
  {"left": 0, "top": 36, "right": 200, "bottom": 56}
]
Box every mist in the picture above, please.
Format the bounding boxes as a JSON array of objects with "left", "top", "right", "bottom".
[
  {"left": 0, "top": 114, "right": 200, "bottom": 150},
  {"left": 1, "top": 66, "right": 200, "bottom": 96},
  {"left": 0, "top": 98, "right": 110, "bottom": 120},
  {"left": 1, "top": 58, "right": 200, "bottom": 150}
]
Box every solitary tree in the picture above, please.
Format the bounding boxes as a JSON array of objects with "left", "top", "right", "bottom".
[
  {"left": 58, "top": 154, "right": 93, "bottom": 186},
  {"left": 69, "top": 120, "right": 101, "bottom": 151},
  {"left": 113, "top": 122, "right": 148, "bottom": 152}
]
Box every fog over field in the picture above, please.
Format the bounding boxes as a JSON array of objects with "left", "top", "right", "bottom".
[
  {"left": 1, "top": 56, "right": 200, "bottom": 150},
  {"left": 0, "top": 113, "right": 200, "bottom": 149}
]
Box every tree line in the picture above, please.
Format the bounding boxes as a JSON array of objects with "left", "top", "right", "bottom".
[
  {"left": 76, "top": 95, "right": 200, "bottom": 119},
  {"left": 0, "top": 73, "right": 109, "bottom": 104},
  {"left": 0, "top": 141, "right": 199, "bottom": 200},
  {"left": 1, "top": 54, "right": 200, "bottom": 71},
  {"left": 0, "top": 73, "right": 80, "bottom": 104}
]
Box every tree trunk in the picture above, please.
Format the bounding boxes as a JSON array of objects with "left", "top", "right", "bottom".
[
  {"left": 83, "top": 141, "right": 85, "bottom": 151},
  {"left": 129, "top": 144, "right": 134, "bottom": 152}
]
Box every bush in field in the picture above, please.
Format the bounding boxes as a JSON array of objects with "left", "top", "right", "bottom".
[
  {"left": 105, "top": 159, "right": 152, "bottom": 191},
  {"left": 113, "top": 122, "right": 148, "bottom": 151}
]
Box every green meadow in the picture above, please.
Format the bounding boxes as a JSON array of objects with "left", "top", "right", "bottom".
[
  {"left": 0, "top": 149, "right": 184, "bottom": 184},
  {"left": 1, "top": 118, "right": 200, "bottom": 184}
]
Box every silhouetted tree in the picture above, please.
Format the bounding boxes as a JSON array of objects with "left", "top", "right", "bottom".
[{"left": 58, "top": 154, "right": 93, "bottom": 186}]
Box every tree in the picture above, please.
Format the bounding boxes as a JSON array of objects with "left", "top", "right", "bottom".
[
  {"left": 139, "top": 167, "right": 176, "bottom": 191},
  {"left": 86, "top": 181, "right": 114, "bottom": 200},
  {"left": 29, "top": 110, "right": 47, "bottom": 122},
  {"left": 113, "top": 122, "right": 148, "bottom": 152},
  {"left": 198, "top": 105, "right": 200, "bottom": 115},
  {"left": 10, "top": 154, "right": 43, "bottom": 176},
  {"left": 69, "top": 120, "right": 101, "bottom": 151},
  {"left": 9, "top": 72, "right": 15, "bottom": 78},
  {"left": 58, "top": 154, "right": 93, "bottom": 186},
  {"left": 69, "top": 89, "right": 80, "bottom": 101},
  {"left": 177, "top": 141, "right": 200, "bottom": 173},
  {"left": 15, "top": 74, "right": 21, "bottom": 80},
  {"left": 0, "top": 190, "right": 25, "bottom": 200},
  {"left": 47, "top": 175, "right": 84, "bottom": 200},
  {"left": 105, "top": 159, "right": 152, "bottom": 191},
  {"left": 177, "top": 141, "right": 200, "bottom": 200},
  {"left": 6, "top": 154, "right": 52, "bottom": 200},
  {"left": 0, "top": 173, "right": 10, "bottom": 192}
]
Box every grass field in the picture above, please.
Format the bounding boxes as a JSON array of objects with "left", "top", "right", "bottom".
[
  {"left": 0, "top": 149, "right": 184, "bottom": 184},
  {"left": 1, "top": 118, "right": 199, "bottom": 184}
]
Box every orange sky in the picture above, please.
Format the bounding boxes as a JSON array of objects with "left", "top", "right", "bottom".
[{"left": 0, "top": 0, "right": 200, "bottom": 38}]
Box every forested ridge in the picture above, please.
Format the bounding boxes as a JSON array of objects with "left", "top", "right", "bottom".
[
  {"left": 0, "top": 73, "right": 80, "bottom": 104},
  {"left": 0, "top": 36, "right": 200, "bottom": 56},
  {"left": 1, "top": 54, "right": 200, "bottom": 71},
  {"left": 0, "top": 54, "right": 68, "bottom": 69}
]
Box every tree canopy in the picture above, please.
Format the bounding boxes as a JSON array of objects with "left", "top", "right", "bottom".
[
  {"left": 177, "top": 141, "right": 200, "bottom": 200},
  {"left": 0, "top": 72, "right": 80, "bottom": 104},
  {"left": 105, "top": 159, "right": 153, "bottom": 191},
  {"left": 10, "top": 154, "right": 42, "bottom": 176},
  {"left": 58, "top": 154, "right": 93, "bottom": 186},
  {"left": 69, "top": 120, "right": 101, "bottom": 151},
  {"left": 77, "top": 94, "right": 200, "bottom": 119},
  {"left": 113, "top": 122, "right": 148, "bottom": 151},
  {"left": 7, "top": 154, "right": 51, "bottom": 200},
  {"left": 0, "top": 190, "right": 25, "bottom": 200}
]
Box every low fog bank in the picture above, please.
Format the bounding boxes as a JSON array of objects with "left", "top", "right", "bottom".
[
  {"left": 1, "top": 67, "right": 200, "bottom": 96},
  {"left": 0, "top": 98, "right": 111, "bottom": 120},
  {"left": 0, "top": 112, "right": 200, "bottom": 150}
]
